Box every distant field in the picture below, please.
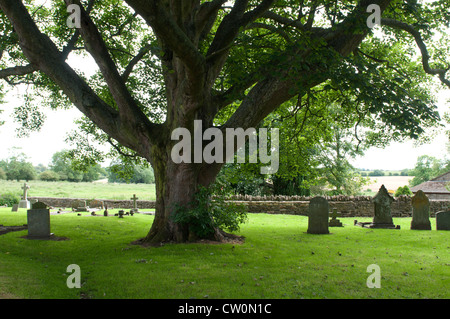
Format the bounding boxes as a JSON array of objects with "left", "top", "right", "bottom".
[
  {"left": 362, "top": 176, "right": 414, "bottom": 193},
  {"left": 0, "top": 180, "right": 156, "bottom": 201}
]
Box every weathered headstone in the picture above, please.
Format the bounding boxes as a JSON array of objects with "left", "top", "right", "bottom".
[
  {"left": 372, "top": 185, "right": 394, "bottom": 225},
  {"left": 307, "top": 196, "right": 329, "bottom": 234},
  {"left": 355, "top": 185, "right": 399, "bottom": 229},
  {"left": 329, "top": 208, "right": 343, "bottom": 227},
  {"left": 118, "top": 210, "right": 125, "bottom": 218},
  {"left": 11, "top": 204, "right": 19, "bottom": 212},
  {"left": 89, "top": 199, "right": 104, "bottom": 210},
  {"left": 103, "top": 203, "right": 108, "bottom": 217},
  {"left": 18, "top": 183, "right": 31, "bottom": 209},
  {"left": 436, "top": 211, "right": 450, "bottom": 230},
  {"left": 130, "top": 194, "right": 139, "bottom": 213},
  {"left": 411, "top": 190, "right": 431, "bottom": 230},
  {"left": 27, "top": 201, "right": 52, "bottom": 239},
  {"left": 71, "top": 200, "right": 87, "bottom": 212}
]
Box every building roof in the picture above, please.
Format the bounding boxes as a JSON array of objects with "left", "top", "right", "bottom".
[
  {"left": 430, "top": 171, "right": 450, "bottom": 182},
  {"left": 410, "top": 179, "right": 450, "bottom": 195}
]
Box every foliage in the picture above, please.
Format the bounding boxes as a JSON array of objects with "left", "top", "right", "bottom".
[
  {"left": 0, "top": 152, "right": 36, "bottom": 181},
  {"left": 0, "top": 167, "right": 6, "bottom": 180},
  {"left": 0, "top": 192, "right": 20, "bottom": 206},
  {"left": 369, "top": 170, "right": 385, "bottom": 177},
  {"left": 215, "top": 163, "right": 269, "bottom": 196},
  {"left": 39, "top": 170, "right": 60, "bottom": 182},
  {"left": 409, "top": 155, "right": 449, "bottom": 187},
  {"left": 172, "top": 185, "right": 247, "bottom": 238},
  {"left": 107, "top": 160, "right": 155, "bottom": 184},
  {"left": 395, "top": 185, "right": 413, "bottom": 197},
  {"left": 49, "top": 150, "right": 106, "bottom": 182},
  {"left": 272, "top": 175, "right": 311, "bottom": 196}
]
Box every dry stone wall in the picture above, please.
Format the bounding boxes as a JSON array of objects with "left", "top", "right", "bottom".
[{"left": 29, "top": 195, "right": 449, "bottom": 217}]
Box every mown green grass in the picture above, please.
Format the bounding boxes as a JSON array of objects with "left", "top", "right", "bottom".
[
  {"left": 0, "top": 209, "right": 448, "bottom": 299},
  {"left": 0, "top": 180, "right": 156, "bottom": 200}
]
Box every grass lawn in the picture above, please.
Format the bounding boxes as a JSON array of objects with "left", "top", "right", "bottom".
[
  {"left": 0, "top": 208, "right": 448, "bottom": 299},
  {"left": 0, "top": 180, "right": 156, "bottom": 200}
]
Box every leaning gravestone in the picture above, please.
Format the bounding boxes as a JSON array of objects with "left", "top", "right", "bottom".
[
  {"left": 18, "top": 183, "right": 31, "bottom": 209},
  {"left": 411, "top": 190, "right": 431, "bottom": 230},
  {"left": 436, "top": 211, "right": 450, "bottom": 230},
  {"left": 27, "top": 201, "right": 52, "bottom": 239},
  {"left": 307, "top": 196, "right": 329, "bottom": 234},
  {"left": 11, "top": 204, "right": 19, "bottom": 212}
]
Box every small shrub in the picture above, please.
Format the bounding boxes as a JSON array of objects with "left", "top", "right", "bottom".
[
  {"left": 395, "top": 185, "right": 413, "bottom": 197},
  {"left": 172, "top": 185, "right": 247, "bottom": 238},
  {"left": 0, "top": 192, "right": 20, "bottom": 207},
  {"left": 39, "top": 170, "right": 60, "bottom": 181}
]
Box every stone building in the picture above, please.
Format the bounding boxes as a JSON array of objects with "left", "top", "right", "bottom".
[{"left": 410, "top": 171, "right": 450, "bottom": 200}]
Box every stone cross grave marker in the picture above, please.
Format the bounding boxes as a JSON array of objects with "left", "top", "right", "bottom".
[
  {"left": 27, "top": 201, "right": 52, "bottom": 239},
  {"left": 131, "top": 194, "right": 139, "bottom": 213},
  {"left": 22, "top": 183, "right": 30, "bottom": 200},
  {"left": 411, "top": 190, "right": 431, "bottom": 230},
  {"left": 18, "top": 183, "right": 31, "bottom": 209},
  {"left": 329, "top": 208, "right": 343, "bottom": 227},
  {"left": 436, "top": 211, "right": 450, "bottom": 230},
  {"left": 307, "top": 196, "right": 329, "bottom": 234}
]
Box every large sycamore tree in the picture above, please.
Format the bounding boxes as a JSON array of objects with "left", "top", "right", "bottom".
[{"left": 0, "top": 0, "right": 449, "bottom": 243}]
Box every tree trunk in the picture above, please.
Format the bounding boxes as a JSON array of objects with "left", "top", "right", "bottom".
[{"left": 136, "top": 143, "right": 232, "bottom": 245}]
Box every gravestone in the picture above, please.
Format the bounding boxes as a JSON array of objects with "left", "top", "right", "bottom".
[
  {"left": 71, "top": 200, "right": 87, "bottom": 212},
  {"left": 329, "top": 208, "right": 343, "bottom": 227},
  {"left": 355, "top": 185, "right": 399, "bottom": 229},
  {"left": 11, "top": 204, "right": 19, "bottom": 212},
  {"left": 89, "top": 199, "right": 104, "bottom": 210},
  {"left": 18, "top": 183, "right": 31, "bottom": 209},
  {"left": 436, "top": 211, "right": 450, "bottom": 230},
  {"left": 103, "top": 203, "right": 108, "bottom": 217},
  {"left": 130, "top": 194, "right": 139, "bottom": 213},
  {"left": 411, "top": 190, "right": 431, "bottom": 230},
  {"left": 372, "top": 185, "right": 394, "bottom": 225},
  {"left": 118, "top": 210, "right": 125, "bottom": 218},
  {"left": 307, "top": 196, "right": 329, "bottom": 234},
  {"left": 27, "top": 201, "right": 52, "bottom": 239}
]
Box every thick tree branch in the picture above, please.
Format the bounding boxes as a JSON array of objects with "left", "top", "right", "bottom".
[
  {"left": 206, "top": 0, "right": 275, "bottom": 61},
  {"left": 125, "top": 0, "right": 205, "bottom": 85},
  {"left": 0, "top": 0, "right": 159, "bottom": 158},
  {"left": 0, "top": 63, "right": 37, "bottom": 79},
  {"left": 63, "top": 0, "right": 153, "bottom": 127},
  {"left": 196, "top": 0, "right": 227, "bottom": 41},
  {"left": 121, "top": 43, "right": 154, "bottom": 82},
  {"left": 204, "top": 0, "right": 276, "bottom": 87},
  {"left": 220, "top": 0, "right": 395, "bottom": 132},
  {"left": 261, "top": 11, "right": 307, "bottom": 32},
  {"left": 381, "top": 18, "right": 450, "bottom": 88}
]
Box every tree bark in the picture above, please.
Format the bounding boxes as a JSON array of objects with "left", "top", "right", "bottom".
[{"left": 138, "top": 142, "right": 233, "bottom": 245}]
